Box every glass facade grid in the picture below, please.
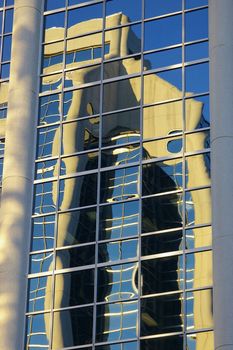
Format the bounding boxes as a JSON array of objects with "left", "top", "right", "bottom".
[{"left": 25, "top": 0, "right": 212, "bottom": 349}]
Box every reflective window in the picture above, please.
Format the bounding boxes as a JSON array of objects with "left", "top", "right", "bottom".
[
  {"left": 56, "top": 244, "right": 95, "bottom": 269},
  {"left": 103, "top": 77, "right": 141, "bottom": 113},
  {"left": 39, "top": 94, "right": 61, "bottom": 125},
  {"left": 101, "top": 144, "right": 140, "bottom": 168},
  {"left": 144, "top": 16, "right": 182, "bottom": 51},
  {"left": 142, "top": 194, "right": 183, "bottom": 233},
  {"left": 99, "top": 200, "right": 139, "bottom": 241},
  {"left": 141, "top": 294, "right": 183, "bottom": 335},
  {"left": 145, "top": 0, "right": 182, "bottom": 18},
  {"left": 187, "top": 331, "right": 214, "bottom": 350},
  {"left": 100, "top": 166, "right": 140, "bottom": 203},
  {"left": 185, "top": 188, "right": 211, "bottom": 227},
  {"left": 106, "top": 0, "right": 142, "bottom": 24},
  {"left": 27, "top": 276, "right": 52, "bottom": 312},
  {"left": 185, "top": 62, "right": 209, "bottom": 95},
  {"left": 52, "top": 306, "right": 93, "bottom": 348},
  {"left": 59, "top": 173, "right": 98, "bottom": 210},
  {"left": 185, "top": 41, "right": 209, "bottom": 62},
  {"left": 57, "top": 207, "right": 96, "bottom": 247},
  {"left": 98, "top": 238, "right": 139, "bottom": 263},
  {"left": 186, "top": 153, "right": 211, "bottom": 188},
  {"left": 186, "top": 289, "right": 213, "bottom": 330},
  {"left": 144, "top": 69, "right": 182, "bottom": 105},
  {"left": 29, "top": 251, "right": 54, "bottom": 274},
  {"left": 141, "top": 230, "right": 183, "bottom": 256},
  {"left": 97, "top": 262, "right": 138, "bottom": 302},
  {"left": 185, "top": 9, "right": 208, "bottom": 42},
  {"left": 37, "top": 125, "right": 60, "bottom": 159},
  {"left": 67, "top": 3, "right": 103, "bottom": 32},
  {"left": 33, "top": 181, "right": 57, "bottom": 215},
  {"left": 142, "top": 159, "right": 183, "bottom": 196},
  {"left": 45, "top": 0, "right": 66, "bottom": 11},
  {"left": 63, "top": 86, "right": 100, "bottom": 120},
  {"left": 142, "top": 255, "right": 184, "bottom": 295},
  {"left": 96, "top": 301, "right": 138, "bottom": 342},
  {"left": 62, "top": 117, "right": 99, "bottom": 155},
  {"left": 186, "top": 250, "right": 212, "bottom": 289},
  {"left": 54, "top": 269, "right": 95, "bottom": 307},
  {"left": 31, "top": 215, "right": 56, "bottom": 252},
  {"left": 186, "top": 225, "right": 212, "bottom": 249},
  {"left": 144, "top": 47, "right": 182, "bottom": 70},
  {"left": 61, "top": 151, "right": 98, "bottom": 175},
  {"left": 26, "top": 313, "right": 50, "bottom": 349},
  {"left": 102, "top": 109, "right": 140, "bottom": 148},
  {"left": 186, "top": 0, "right": 208, "bottom": 8},
  {"left": 141, "top": 335, "right": 184, "bottom": 349}
]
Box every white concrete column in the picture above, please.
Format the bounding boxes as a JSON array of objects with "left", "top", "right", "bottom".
[
  {"left": 210, "top": 1, "right": 233, "bottom": 350},
  {"left": 0, "top": 1, "right": 44, "bottom": 350}
]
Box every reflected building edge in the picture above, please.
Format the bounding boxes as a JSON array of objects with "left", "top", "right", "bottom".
[{"left": 26, "top": 9, "right": 212, "bottom": 350}]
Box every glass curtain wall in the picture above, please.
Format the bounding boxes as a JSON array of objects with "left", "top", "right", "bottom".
[
  {"left": 0, "top": 0, "right": 14, "bottom": 195},
  {"left": 25, "top": 0, "right": 213, "bottom": 349}
]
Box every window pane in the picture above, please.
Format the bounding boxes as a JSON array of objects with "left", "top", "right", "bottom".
[
  {"left": 185, "top": 9, "right": 208, "bottom": 42},
  {"left": 106, "top": 0, "right": 142, "bottom": 24},
  {"left": 98, "top": 238, "right": 139, "bottom": 263},
  {"left": 62, "top": 117, "right": 99, "bottom": 155},
  {"left": 101, "top": 144, "right": 140, "bottom": 168},
  {"left": 186, "top": 289, "right": 213, "bottom": 330},
  {"left": 54, "top": 269, "right": 94, "bottom": 308},
  {"left": 185, "top": 188, "right": 211, "bottom": 227},
  {"left": 145, "top": 0, "right": 182, "bottom": 18},
  {"left": 59, "top": 173, "right": 98, "bottom": 210},
  {"left": 26, "top": 314, "right": 50, "bottom": 349},
  {"left": 141, "top": 230, "right": 183, "bottom": 256},
  {"left": 52, "top": 306, "right": 93, "bottom": 348},
  {"left": 27, "top": 276, "right": 52, "bottom": 312},
  {"left": 144, "top": 15, "right": 182, "bottom": 51},
  {"left": 57, "top": 207, "right": 96, "bottom": 247},
  {"left": 142, "top": 255, "right": 184, "bottom": 295},
  {"left": 102, "top": 109, "right": 140, "bottom": 148},
  {"left": 142, "top": 194, "right": 183, "bottom": 234},
  {"left": 97, "top": 262, "right": 138, "bottom": 302},
  {"left": 56, "top": 244, "right": 95, "bottom": 269},
  {"left": 186, "top": 250, "right": 213, "bottom": 289},
  {"left": 141, "top": 294, "right": 183, "bottom": 336},
  {"left": 63, "top": 86, "right": 100, "bottom": 121},
  {"left": 100, "top": 166, "right": 139, "bottom": 203},
  {"left": 144, "top": 47, "right": 182, "bottom": 70},
  {"left": 61, "top": 151, "right": 98, "bottom": 175},
  {"left": 99, "top": 200, "right": 139, "bottom": 241},
  {"left": 96, "top": 301, "right": 138, "bottom": 342},
  {"left": 31, "top": 215, "right": 56, "bottom": 252},
  {"left": 185, "top": 226, "right": 212, "bottom": 250},
  {"left": 39, "top": 94, "right": 61, "bottom": 125},
  {"left": 103, "top": 77, "right": 141, "bottom": 113}
]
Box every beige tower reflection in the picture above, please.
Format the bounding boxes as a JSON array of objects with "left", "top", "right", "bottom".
[{"left": 0, "top": 12, "right": 212, "bottom": 349}]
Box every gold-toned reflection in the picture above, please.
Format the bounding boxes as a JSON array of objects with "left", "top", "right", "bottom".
[{"left": 28, "top": 12, "right": 213, "bottom": 350}]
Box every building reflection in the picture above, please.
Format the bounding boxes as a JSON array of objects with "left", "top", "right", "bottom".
[{"left": 24, "top": 12, "right": 213, "bottom": 350}]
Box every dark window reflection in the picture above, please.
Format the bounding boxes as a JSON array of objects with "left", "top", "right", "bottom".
[
  {"left": 57, "top": 207, "right": 96, "bottom": 247},
  {"left": 141, "top": 230, "right": 183, "bottom": 256},
  {"left": 141, "top": 294, "right": 183, "bottom": 336},
  {"left": 141, "top": 255, "right": 184, "bottom": 295},
  {"left": 52, "top": 306, "right": 93, "bottom": 348},
  {"left": 54, "top": 269, "right": 94, "bottom": 308},
  {"left": 56, "top": 244, "right": 95, "bottom": 269},
  {"left": 98, "top": 238, "right": 138, "bottom": 263},
  {"left": 142, "top": 194, "right": 183, "bottom": 233}
]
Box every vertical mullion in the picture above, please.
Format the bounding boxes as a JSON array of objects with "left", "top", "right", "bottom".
[
  {"left": 138, "top": 0, "right": 144, "bottom": 349},
  {"left": 92, "top": 1, "right": 105, "bottom": 348}
]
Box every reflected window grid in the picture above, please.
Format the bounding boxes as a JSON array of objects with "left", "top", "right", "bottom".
[{"left": 26, "top": 1, "right": 212, "bottom": 349}]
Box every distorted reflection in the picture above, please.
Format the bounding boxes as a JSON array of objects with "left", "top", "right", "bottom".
[{"left": 27, "top": 4, "right": 212, "bottom": 349}]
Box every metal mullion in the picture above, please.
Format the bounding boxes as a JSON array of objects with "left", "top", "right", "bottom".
[
  {"left": 143, "top": 10, "right": 183, "bottom": 23},
  {"left": 181, "top": 1, "right": 187, "bottom": 349},
  {"left": 92, "top": 1, "right": 105, "bottom": 348},
  {"left": 137, "top": 0, "right": 145, "bottom": 348},
  {"left": 48, "top": 1, "right": 68, "bottom": 348}
]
